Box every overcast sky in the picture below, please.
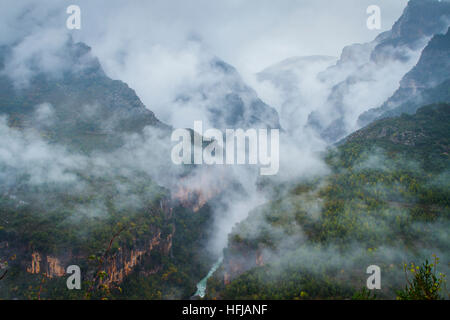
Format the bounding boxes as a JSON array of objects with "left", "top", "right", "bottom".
[
  {"left": 75, "top": 0, "right": 409, "bottom": 73},
  {"left": 2, "top": 0, "right": 409, "bottom": 73}
]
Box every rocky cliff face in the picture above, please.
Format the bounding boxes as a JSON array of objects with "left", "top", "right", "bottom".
[
  {"left": 26, "top": 252, "right": 65, "bottom": 278},
  {"left": 172, "top": 167, "right": 231, "bottom": 212},
  {"left": 373, "top": 0, "right": 450, "bottom": 52},
  {"left": 359, "top": 27, "right": 450, "bottom": 124},
  {"left": 366, "top": 0, "right": 449, "bottom": 66},
  {"left": 0, "top": 196, "right": 177, "bottom": 289},
  {"left": 223, "top": 243, "right": 266, "bottom": 285},
  {"left": 306, "top": 0, "right": 450, "bottom": 143},
  {"left": 101, "top": 229, "right": 173, "bottom": 285},
  {"left": 23, "top": 230, "right": 174, "bottom": 285},
  {"left": 21, "top": 207, "right": 175, "bottom": 286},
  {"left": 173, "top": 57, "right": 281, "bottom": 131}
]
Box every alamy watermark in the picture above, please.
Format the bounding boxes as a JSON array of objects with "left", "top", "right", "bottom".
[
  {"left": 171, "top": 121, "right": 280, "bottom": 176},
  {"left": 367, "top": 5, "right": 381, "bottom": 30},
  {"left": 366, "top": 265, "right": 381, "bottom": 290},
  {"left": 66, "top": 5, "right": 81, "bottom": 30},
  {"left": 66, "top": 265, "right": 81, "bottom": 290}
]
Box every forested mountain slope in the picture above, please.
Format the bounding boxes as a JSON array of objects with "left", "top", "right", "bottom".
[{"left": 208, "top": 103, "right": 450, "bottom": 300}]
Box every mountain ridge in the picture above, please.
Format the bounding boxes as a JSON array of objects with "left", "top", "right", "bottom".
[{"left": 359, "top": 27, "right": 450, "bottom": 125}]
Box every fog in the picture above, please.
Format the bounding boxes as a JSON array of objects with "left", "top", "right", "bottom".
[{"left": 2, "top": 1, "right": 448, "bottom": 297}]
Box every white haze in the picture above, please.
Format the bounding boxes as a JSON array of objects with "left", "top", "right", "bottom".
[{"left": 2, "top": 0, "right": 437, "bottom": 263}]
